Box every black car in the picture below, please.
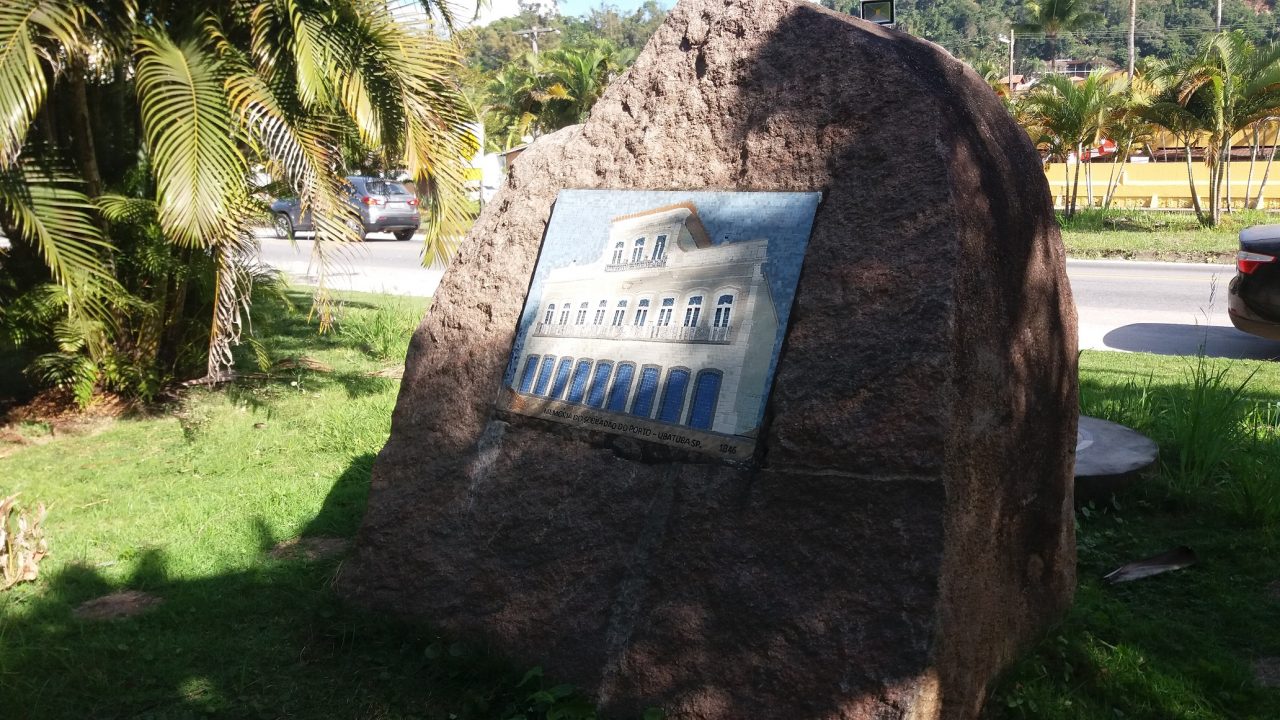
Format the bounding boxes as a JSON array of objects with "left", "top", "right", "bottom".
[
  {"left": 1228, "top": 224, "right": 1280, "bottom": 340},
  {"left": 269, "top": 176, "right": 421, "bottom": 241}
]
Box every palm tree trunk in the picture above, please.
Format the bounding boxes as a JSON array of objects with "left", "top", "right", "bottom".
[
  {"left": 1104, "top": 140, "right": 1129, "bottom": 208},
  {"left": 1071, "top": 143, "right": 1083, "bottom": 216},
  {"left": 67, "top": 54, "right": 102, "bottom": 198},
  {"left": 1185, "top": 141, "right": 1206, "bottom": 224},
  {"left": 1050, "top": 35, "right": 1058, "bottom": 75},
  {"left": 1085, "top": 154, "right": 1094, "bottom": 209},
  {"left": 1254, "top": 120, "right": 1278, "bottom": 209},
  {"left": 1246, "top": 122, "right": 1259, "bottom": 203},
  {"left": 1128, "top": 0, "right": 1137, "bottom": 81},
  {"left": 1064, "top": 157, "right": 1071, "bottom": 211},
  {"left": 1224, "top": 142, "right": 1232, "bottom": 215}
]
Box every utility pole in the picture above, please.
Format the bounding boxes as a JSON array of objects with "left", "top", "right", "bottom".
[
  {"left": 514, "top": 26, "right": 559, "bottom": 55},
  {"left": 1217, "top": 0, "right": 1223, "bottom": 29},
  {"left": 999, "top": 32, "right": 1015, "bottom": 97},
  {"left": 1128, "top": 0, "right": 1137, "bottom": 81}
]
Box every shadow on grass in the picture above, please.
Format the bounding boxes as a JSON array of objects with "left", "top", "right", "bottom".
[
  {"left": 988, "top": 358, "right": 1280, "bottom": 719},
  {"left": 0, "top": 453, "right": 580, "bottom": 720}
]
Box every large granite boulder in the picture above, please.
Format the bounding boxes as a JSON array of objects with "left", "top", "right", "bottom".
[{"left": 338, "top": 0, "right": 1078, "bottom": 717}]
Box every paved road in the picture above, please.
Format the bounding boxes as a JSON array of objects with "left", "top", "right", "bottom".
[
  {"left": 257, "top": 234, "right": 1280, "bottom": 361},
  {"left": 256, "top": 230, "right": 443, "bottom": 297},
  {"left": 1069, "top": 259, "right": 1279, "bottom": 360}
]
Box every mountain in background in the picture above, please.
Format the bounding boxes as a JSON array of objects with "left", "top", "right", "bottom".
[{"left": 818, "top": 0, "right": 1278, "bottom": 74}]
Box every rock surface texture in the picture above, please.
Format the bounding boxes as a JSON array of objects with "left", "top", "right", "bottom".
[{"left": 338, "top": 1, "right": 1078, "bottom": 717}]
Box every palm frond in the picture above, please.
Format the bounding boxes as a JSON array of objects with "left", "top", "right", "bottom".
[
  {"left": 0, "top": 161, "right": 115, "bottom": 317},
  {"left": 0, "top": 0, "right": 87, "bottom": 167},
  {"left": 134, "top": 28, "right": 248, "bottom": 248},
  {"left": 339, "top": 4, "right": 476, "bottom": 267}
]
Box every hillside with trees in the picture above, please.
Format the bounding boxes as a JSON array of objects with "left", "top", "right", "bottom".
[{"left": 820, "top": 0, "right": 1279, "bottom": 73}]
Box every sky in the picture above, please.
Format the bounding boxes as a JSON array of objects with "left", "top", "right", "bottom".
[{"left": 449, "top": 0, "right": 673, "bottom": 27}]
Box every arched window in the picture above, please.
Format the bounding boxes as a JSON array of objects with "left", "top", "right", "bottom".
[
  {"left": 631, "top": 365, "right": 661, "bottom": 418},
  {"left": 713, "top": 294, "right": 734, "bottom": 328},
  {"left": 611, "top": 242, "right": 624, "bottom": 264},
  {"left": 657, "top": 368, "right": 691, "bottom": 423},
  {"left": 567, "top": 359, "right": 593, "bottom": 403},
  {"left": 518, "top": 354, "right": 540, "bottom": 393},
  {"left": 559, "top": 302, "right": 571, "bottom": 325},
  {"left": 587, "top": 361, "right": 613, "bottom": 408},
  {"left": 612, "top": 299, "right": 628, "bottom": 326},
  {"left": 549, "top": 357, "right": 574, "bottom": 399},
  {"left": 687, "top": 369, "right": 722, "bottom": 430},
  {"left": 575, "top": 302, "right": 589, "bottom": 325},
  {"left": 631, "top": 237, "right": 646, "bottom": 263},
  {"left": 593, "top": 300, "right": 607, "bottom": 325},
  {"left": 683, "top": 295, "right": 703, "bottom": 327},
  {"left": 633, "top": 298, "right": 650, "bottom": 326},
  {"left": 607, "top": 363, "right": 635, "bottom": 412},
  {"left": 533, "top": 356, "right": 556, "bottom": 396},
  {"left": 653, "top": 234, "right": 667, "bottom": 260},
  {"left": 656, "top": 297, "right": 675, "bottom": 326},
  {"left": 543, "top": 304, "right": 555, "bottom": 324}
]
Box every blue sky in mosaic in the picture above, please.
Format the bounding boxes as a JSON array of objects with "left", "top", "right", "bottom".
[{"left": 501, "top": 189, "right": 821, "bottom": 388}]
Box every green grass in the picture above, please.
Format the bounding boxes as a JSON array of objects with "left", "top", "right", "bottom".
[
  {"left": 0, "top": 290, "right": 605, "bottom": 720},
  {"left": 4, "top": 289, "right": 1280, "bottom": 719},
  {"left": 989, "top": 350, "right": 1280, "bottom": 720},
  {"left": 1057, "top": 209, "right": 1271, "bottom": 262}
]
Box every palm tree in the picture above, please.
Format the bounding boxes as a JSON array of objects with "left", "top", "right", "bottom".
[
  {"left": 484, "top": 43, "right": 629, "bottom": 146},
  {"left": 1, "top": 0, "right": 476, "bottom": 389},
  {"left": 1168, "top": 32, "right": 1280, "bottom": 225},
  {"left": 1020, "top": 70, "right": 1127, "bottom": 216},
  {"left": 1102, "top": 76, "right": 1157, "bottom": 208},
  {"left": 1017, "top": 0, "right": 1103, "bottom": 75}
]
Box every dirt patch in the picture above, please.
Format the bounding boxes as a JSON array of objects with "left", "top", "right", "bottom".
[
  {"left": 74, "top": 590, "right": 162, "bottom": 621},
  {"left": 0, "top": 389, "right": 133, "bottom": 456},
  {"left": 269, "top": 537, "right": 350, "bottom": 562},
  {"left": 1254, "top": 658, "right": 1280, "bottom": 688}
]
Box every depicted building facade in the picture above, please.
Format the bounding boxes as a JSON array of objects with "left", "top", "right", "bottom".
[{"left": 509, "top": 202, "right": 778, "bottom": 436}]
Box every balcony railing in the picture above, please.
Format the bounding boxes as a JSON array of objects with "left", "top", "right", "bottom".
[
  {"left": 533, "top": 322, "right": 733, "bottom": 344},
  {"left": 605, "top": 256, "right": 668, "bottom": 272}
]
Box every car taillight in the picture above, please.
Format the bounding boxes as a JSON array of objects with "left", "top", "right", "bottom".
[
  {"left": 1238, "top": 250, "right": 1277, "bottom": 274},
  {"left": 406, "top": 198, "right": 419, "bottom": 207},
  {"left": 361, "top": 196, "right": 383, "bottom": 206}
]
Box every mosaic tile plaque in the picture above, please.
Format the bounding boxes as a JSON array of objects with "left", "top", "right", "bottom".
[{"left": 499, "top": 189, "right": 820, "bottom": 460}]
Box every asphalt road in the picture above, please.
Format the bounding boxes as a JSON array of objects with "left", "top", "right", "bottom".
[
  {"left": 256, "top": 229, "right": 443, "bottom": 297},
  {"left": 1069, "top": 259, "right": 1280, "bottom": 361},
  {"left": 256, "top": 234, "right": 1280, "bottom": 361}
]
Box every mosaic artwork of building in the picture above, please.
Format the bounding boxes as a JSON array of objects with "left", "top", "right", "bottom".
[{"left": 511, "top": 203, "right": 779, "bottom": 436}]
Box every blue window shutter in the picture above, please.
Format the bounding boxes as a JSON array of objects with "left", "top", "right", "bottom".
[
  {"left": 534, "top": 356, "right": 556, "bottom": 396},
  {"left": 607, "top": 364, "right": 635, "bottom": 412},
  {"left": 657, "top": 369, "right": 690, "bottom": 423},
  {"left": 550, "top": 358, "right": 574, "bottom": 399},
  {"left": 688, "top": 371, "right": 722, "bottom": 429},
  {"left": 518, "top": 355, "right": 540, "bottom": 393},
  {"left": 587, "top": 362, "right": 613, "bottom": 408},
  {"left": 632, "top": 367, "right": 661, "bottom": 418},
  {"left": 567, "top": 360, "right": 592, "bottom": 403}
]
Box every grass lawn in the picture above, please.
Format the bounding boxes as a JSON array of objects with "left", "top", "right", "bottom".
[
  {"left": 2, "top": 289, "right": 1280, "bottom": 718},
  {"left": 0, "top": 291, "right": 599, "bottom": 720},
  {"left": 1058, "top": 209, "right": 1268, "bottom": 263},
  {"left": 990, "top": 350, "right": 1280, "bottom": 719}
]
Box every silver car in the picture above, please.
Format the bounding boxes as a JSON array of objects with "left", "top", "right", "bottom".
[{"left": 269, "top": 176, "right": 421, "bottom": 241}]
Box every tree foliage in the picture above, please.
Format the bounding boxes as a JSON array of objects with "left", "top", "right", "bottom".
[{"left": 0, "top": 0, "right": 476, "bottom": 406}]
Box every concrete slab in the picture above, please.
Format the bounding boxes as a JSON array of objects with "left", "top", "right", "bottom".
[{"left": 1075, "top": 415, "right": 1159, "bottom": 503}]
